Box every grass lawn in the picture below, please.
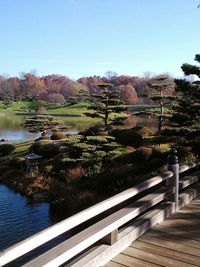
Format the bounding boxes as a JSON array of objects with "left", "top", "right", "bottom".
[
  {"left": 127, "top": 104, "right": 159, "bottom": 113},
  {"left": 0, "top": 101, "right": 91, "bottom": 115}
]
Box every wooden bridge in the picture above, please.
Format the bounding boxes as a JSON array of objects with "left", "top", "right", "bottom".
[
  {"left": 0, "top": 151, "right": 200, "bottom": 267},
  {"left": 105, "top": 196, "right": 200, "bottom": 267}
]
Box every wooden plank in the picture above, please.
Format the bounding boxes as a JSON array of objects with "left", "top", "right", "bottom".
[
  {"left": 104, "top": 261, "right": 127, "bottom": 267},
  {"left": 146, "top": 229, "right": 200, "bottom": 249},
  {"left": 159, "top": 219, "right": 200, "bottom": 234},
  {"left": 70, "top": 202, "right": 175, "bottom": 267},
  {"left": 138, "top": 235, "right": 200, "bottom": 257},
  {"left": 152, "top": 225, "right": 200, "bottom": 242},
  {"left": 167, "top": 211, "right": 200, "bottom": 220},
  {"left": 131, "top": 240, "right": 200, "bottom": 266},
  {"left": 179, "top": 173, "right": 199, "bottom": 190},
  {"left": 122, "top": 246, "right": 198, "bottom": 267},
  {"left": 110, "top": 254, "right": 162, "bottom": 267}
]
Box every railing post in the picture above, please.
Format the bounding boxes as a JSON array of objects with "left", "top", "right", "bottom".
[
  {"left": 167, "top": 148, "right": 179, "bottom": 211},
  {"left": 102, "top": 229, "right": 118, "bottom": 245}
]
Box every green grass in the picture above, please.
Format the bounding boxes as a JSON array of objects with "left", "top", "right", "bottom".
[
  {"left": 46, "top": 102, "right": 91, "bottom": 115},
  {"left": 127, "top": 104, "right": 159, "bottom": 113},
  {"left": 0, "top": 101, "right": 35, "bottom": 113}
]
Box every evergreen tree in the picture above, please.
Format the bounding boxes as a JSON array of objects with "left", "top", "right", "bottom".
[
  {"left": 171, "top": 54, "right": 200, "bottom": 136},
  {"left": 134, "top": 75, "right": 175, "bottom": 131},
  {"left": 85, "top": 83, "right": 127, "bottom": 128},
  {"left": 22, "top": 115, "right": 66, "bottom": 133}
]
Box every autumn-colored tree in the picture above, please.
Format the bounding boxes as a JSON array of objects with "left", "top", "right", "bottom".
[
  {"left": 119, "top": 85, "right": 138, "bottom": 104},
  {"left": 20, "top": 73, "right": 45, "bottom": 101},
  {"left": 46, "top": 93, "right": 66, "bottom": 103}
]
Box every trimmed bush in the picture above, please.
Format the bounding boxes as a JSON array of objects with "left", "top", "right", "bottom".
[
  {"left": 0, "top": 144, "right": 15, "bottom": 156},
  {"left": 30, "top": 142, "right": 59, "bottom": 157},
  {"left": 111, "top": 128, "right": 143, "bottom": 147},
  {"left": 70, "top": 143, "right": 95, "bottom": 158},
  {"left": 50, "top": 131, "right": 66, "bottom": 140},
  {"left": 132, "top": 127, "right": 153, "bottom": 137},
  {"left": 151, "top": 145, "right": 170, "bottom": 160},
  {"left": 86, "top": 136, "right": 108, "bottom": 144},
  {"left": 131, "top": 147, "right": 152, "bottom": 162}
]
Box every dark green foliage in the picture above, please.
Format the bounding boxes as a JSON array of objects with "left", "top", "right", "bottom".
[
  {"left": 151, "top": 147, "right": 169, "bottom": 160},
  {"left": 111, "top": 128, "right": 143, "bottom": 147},
  {"left": 145, "top": 158, "right": 166, "bottom": 173},
  {"left": 22, "top": 115, "right": 65, "bottom": 133},
  {"left": 30, "top": 141, "right": 59, "bottom": 157},
  {"left": 50, "top": 131, "right": 66, "bottom": 140},
  {"left": 134, "top": 75, "right": 175, "bottom": 131},
  {"left": 131, "top": 127, "right": 153, "bottom": 137},
  {"left": 10, "top": 157, "right": 26, "bottom": 168},
  {"left": 170, "top": 54, "right": 200, "bottom": 138},
  {"left": 177, "top": 146, "right": 196, "bottom": 163},
  {"left": 70, "top": 143, "right": 95, "bottom": 158},
  {"left": 0, "top": 143, "right": 15, "bottom": 156},
  {"left": 85, "top": 83, "right": 127, "bottom": 128},
  {"left": 131, "top": 147, "right": 152, "bottom": 162},
  {"left": 80, "top": 126, "right": 106, "bottom": 137},
  {"left": 86, "top": 136, "right": 108, "bottom": 144}
]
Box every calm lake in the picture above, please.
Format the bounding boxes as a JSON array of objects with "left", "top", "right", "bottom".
[
  {"left": 0, "top": 114, "right": 157, "bottom": 142},
  {"left": 0, "top": 114, "right": 157, "bottom": 265}
]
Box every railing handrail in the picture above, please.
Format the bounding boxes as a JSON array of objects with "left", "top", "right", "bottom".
[
  {"left": 0, "top": 171, "right": 172, "bottom": 266},
  {"left": 1, "top": 160, "right": 199, "bottom": 266}
]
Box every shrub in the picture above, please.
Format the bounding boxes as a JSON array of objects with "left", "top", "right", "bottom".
[
  {"left": 30, "top": 142, "right": 59, "bottom": 157},
  {"left": 101, "top": 142, "right": 121, "bottom": 152},
  {"left": 146, "top": 158, "right": 167, "bottom": 173},
  {"left": 86, "top": 136, "right": 108, "bottom": 144},
  {"left": 57, "top": 158, "right": 77, "bottom": 169},
  {"left": 70, "top": 143, "right": 95, "bottom": 158},
  {"left": 0, "top": 144, "right": 15, "bottom": 156},
  {"left": 132, "top": 127, "right": 153, "bottom": 137},
  {"left": 62, "top": 166, "right": 86, "bottom": 184},
  {"left": 131, "top": 147, "right": 152, "bottom": 162},
  {"left": 177, "top": 146, "right": 196, "bottom": 163},
  {"left": 50, "top": 131, "right": 66, "bottom": 140},
  {"left": 10, "top": 157, "right": 26, "bottom": 168},
  {"left": 42, "top": 165, "right": 54, "bottom": 174},
  {"left": 111, "top": 128, "right": 143, "bottom": 147},
  {"left": 80, "top": 126, "right": 104, "bottom": 136},
  {"left": 151, "top": 145, "right": 170, "bottom": 160}
]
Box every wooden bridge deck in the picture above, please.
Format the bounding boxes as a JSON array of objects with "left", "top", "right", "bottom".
[{"left": 105, "top": 196, "right": 200, "bottom": 267}]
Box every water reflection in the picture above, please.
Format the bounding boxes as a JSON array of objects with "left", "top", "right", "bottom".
[{"left": 0, "top": 115, "right": 157, "bottom": 142}]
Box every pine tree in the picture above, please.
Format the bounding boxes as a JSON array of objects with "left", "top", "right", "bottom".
[
  {"left": 171, "top": 54, "right": 200, "bottom": 135},
  {"left": 134, "top": 75, "right": 175, "bottom": 131},
  {"left": 85, "top": 83, "right": 127, "bottom": 128},
  {"left": 22, "top": 115, "right": 65, "bottom": 133}
]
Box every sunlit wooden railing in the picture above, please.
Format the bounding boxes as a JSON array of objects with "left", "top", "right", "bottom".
[{"left": 0, "top": 155, "right": 199, "bottom": 267}]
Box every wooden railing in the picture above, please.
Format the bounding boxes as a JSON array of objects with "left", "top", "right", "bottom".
[{"left": 0, "top": 153, "right": 199, "bottom": 267}]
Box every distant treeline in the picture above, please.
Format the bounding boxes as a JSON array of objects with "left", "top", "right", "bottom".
[{"left": 0, "top": 72, "right": 175, "bottom": 105}]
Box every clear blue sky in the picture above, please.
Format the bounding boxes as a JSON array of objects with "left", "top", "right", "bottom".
[{"left": 0, "top": 0, "right": 199, "bottom": 79}]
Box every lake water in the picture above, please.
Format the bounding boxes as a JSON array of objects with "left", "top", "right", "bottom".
[
  {"left": 0, "top": 114, "right": 157, "bottom": 142},
  {"left": 0, "top": 114, "right": 96, "bottom": 142},
  {"left": 0, "top": 184, "right": 51, "bottom": 265}
]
